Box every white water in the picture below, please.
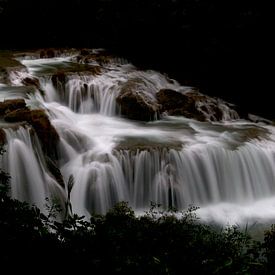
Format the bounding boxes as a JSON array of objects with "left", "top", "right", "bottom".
[
  {"left": 0, "top": 126, "right": 65, "bottom": 211},
  {"left": 1, "top": 53, "right": 275, "bottom": 226}
]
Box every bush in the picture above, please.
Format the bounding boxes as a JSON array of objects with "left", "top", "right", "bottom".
[{"left": 0, "top": 171, "right": 269, "bottom": 274}]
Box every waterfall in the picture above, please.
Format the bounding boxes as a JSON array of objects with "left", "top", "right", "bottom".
[
  {"left": 1, "top": 51, "right": 275, "bottom": 225},
  {"left": 116, "top": 143, "right": 275, "bottom": 210},
  {"left": 0, "top": 126, "right": 65, "bottom": 211}
]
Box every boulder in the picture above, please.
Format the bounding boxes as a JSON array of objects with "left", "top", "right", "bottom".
[
  {"left": 22, "top": 76, "right": 40, "bottom": 89},
  {"left": 116, "top": 78, "right": 160, "bottom": 121},
  {"left": 75, "top": 51, "right": 113, "bottom": 65},
  {"left": 0, "top": 99, "right": 27, "bottom": 115},
  {"left": 4, "top": 108, "right": 59, "bottom": 160},
  {"left": 157, "top": 89, "right": 240, "bottom": 122},
  {"left": 1, "top": 98, "right": 62, "bottom": 186},
  {"left": 0, "top": 52, "right": 27, "bottom": 85},
  {"left": 185, "top": 91, "right": 239, "bottom": 121},
  {"left": 156, "top": 89, "right": 205, "bottom": 121}
]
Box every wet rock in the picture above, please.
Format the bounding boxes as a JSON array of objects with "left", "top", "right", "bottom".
[
  {"left": 25, "top": 110, "right": 59, "bottom": 160},
  {"left": 22, "top": 77, "right": 40, "bottom": 89},
  {"left": 4, "top": 108, "right": 59, "bottom": 160},
  {"left": 0, "top": 52, "right": 27, "bottom": 84},
  {"left": 156, "top": 89, "right": 205, "bottom": 121},
  {"left": 114, "top": 138, "right": 183, "bottom": 152},
  {"left": 186, "top": 90, "right": 239, "bottom": 121},
  {"left": 116, "top": 78, "right": 160, "bottom": 121},
  {"left": 157, "top": 89, "right": 239, "bottom": 122},
  {"left": 0, "top": 99, "right": 27, "bottom": 115},
  {"left": 0, "top": 128, "right": 6, "bottom": 145},
  {"left": 3, "top": 109, "right": 30, "bottom": 122},
  {"left": 75, "top": 51, "right": 113, "bottom": 66}
]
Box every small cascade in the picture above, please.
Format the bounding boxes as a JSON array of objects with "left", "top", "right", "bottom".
[
  {"left": 61, "top": 152, "right": 129, "bottom": 216},
  {"left": 0, "top": 126, "right": 65, "bottom": 211},
  {"left": 115, "top": 143, "right": 275, "bottom": 211}
]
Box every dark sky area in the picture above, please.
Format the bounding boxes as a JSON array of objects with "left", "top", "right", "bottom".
[{"left": 0, "top": 0, "right": 273, "bottom": 118}]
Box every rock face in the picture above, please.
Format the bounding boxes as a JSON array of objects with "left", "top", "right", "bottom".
[
  {"left": 74, "top": 49, "right": 114, "bottom": 65},
  {"left": 4, "top": 108, "right": 59, "bottom": 159},
  {"left": 116, "top": 83, "right": 239, "bottom": 122},
  {"left": 156, "top": 89, "right": 239, "bottom": 122},
  {"left": 0, "top": 98, "right": 64, "bottom": 187},
  {"left": 0, "top": 53, "right": 27, "bottom": 85},
  {"left": 22, "top": 77, "right": 40, "bottom": 89},
  {"left": 1, "top": 99, "right": 59, "bottom": 159},
  {"left": 0, "top": 99, "right": 27, "bottom": 115},
  {"left": 156, "top": 89, "right": 205, "bottom": 121},
  {"left": 116, "top": 78, "right": 160, "bottom": 121}
]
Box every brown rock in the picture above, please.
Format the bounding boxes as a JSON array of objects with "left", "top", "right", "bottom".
[
  {"left": 156, "top": 89, "right": 205, "bottom": 121},
  {"left": 0, "top": 99, "right": 27, "bottom": 116},
  {"left": 116, "top": 78, "right": 160, "bottom": 121},
  {"left": 157, "top": 89, "right": 240, "bottom": 122},
  {"left": 22, "top": 77, "right": 40, "bottom": 88},
  {"left": 4, "top": 108, "right": 59, "bottom": 159}
]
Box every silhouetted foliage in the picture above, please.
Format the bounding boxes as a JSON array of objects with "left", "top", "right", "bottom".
[{"left": 0, "top": 177, "right": 269, "bottom": 274}]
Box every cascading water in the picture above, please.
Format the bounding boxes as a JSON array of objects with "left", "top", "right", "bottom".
[
  {"left": 1, "top": 50, "right": 275, "bottom": 225},
  {"left": 0, "top": 126, "right": 65, "bottom": 211}
]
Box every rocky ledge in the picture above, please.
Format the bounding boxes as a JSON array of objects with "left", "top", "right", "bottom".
[{"left": 0, "top": 98, "right": 64, "bottom": 187}]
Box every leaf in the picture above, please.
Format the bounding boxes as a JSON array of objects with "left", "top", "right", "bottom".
[{"left": 67, "top": 174, "right": 75, "bottom": 194}]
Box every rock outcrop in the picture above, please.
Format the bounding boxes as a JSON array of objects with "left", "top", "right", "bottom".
[
  {"left": 22, "top": 76, "right": 40, "bottom": 89},
  {"left": 156, "top": 89, "right": 205, "bottom": 121},
  {"left": 156, "top": 89, "right": 239, "bottom": 122},
  {"left": 0, "top": 98, "right": 64, "bottom": 187},
  {"left": 0, "top": 52, "right": 27, "bottom": 85},
  {"left": 4, "top": 108, "right": 59, "bottom": 159},
  {"left": 116, "top": 78, "right": 160, "bottom": 121},
  {"left": 0, "top": 99, "right": 27, "bottom": 115},
  {"left": 74, "top": 49, "right": 114, "bottom": 65}
]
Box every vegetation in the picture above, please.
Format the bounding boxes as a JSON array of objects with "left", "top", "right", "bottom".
[{"left": 2, "top": 167, "right": 275, "bottom": 274}]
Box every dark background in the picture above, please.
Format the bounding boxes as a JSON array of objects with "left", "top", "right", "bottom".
[{"left": 0, "top": 0, "right": 272, "bottom": 118}]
